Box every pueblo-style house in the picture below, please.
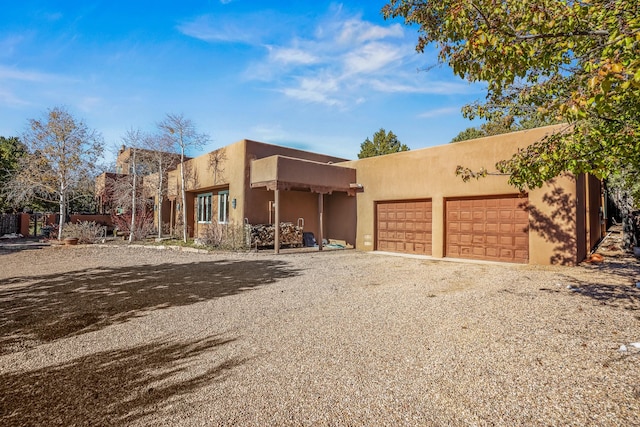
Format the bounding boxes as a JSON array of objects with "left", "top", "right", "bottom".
[{"left": 96, "top": 124, "right": 603, "bottom": 265}]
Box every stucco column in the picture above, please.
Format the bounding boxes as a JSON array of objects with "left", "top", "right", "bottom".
[
  {"left": 432, "top": 196, "right": 444, "bottom": 258},
  {"left": 318, "top": 193, "right": 324, "bottom": 251},
  {"left": 274, "top": 189, "right": 280, "bottom": 254}
]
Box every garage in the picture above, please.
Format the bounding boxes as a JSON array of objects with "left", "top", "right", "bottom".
[
  {"left": 446, "top": 195, "right": 529, "bottom": 263},
  {"left": 376, "top": 200, "right": 432, "bottom": 255}
]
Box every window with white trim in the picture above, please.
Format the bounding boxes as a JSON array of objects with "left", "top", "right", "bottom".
[
  {"left": 218, "top": 190, "right": 229, "bottom": 223},
  {"left": 197, "top": 193, "right": 212, "bottom": 223}
]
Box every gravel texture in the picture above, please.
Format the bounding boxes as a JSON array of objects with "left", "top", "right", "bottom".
[{"left": 0, "top": 242, "right": 639, "bottom": 426}]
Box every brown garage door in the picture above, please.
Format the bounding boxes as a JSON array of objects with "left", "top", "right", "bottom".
[
  {"left": 376, "top": 200, "right": 432, "bottom": 255},
  {"left": 446, "top": 196, "right": 529, "bottom": 263}
]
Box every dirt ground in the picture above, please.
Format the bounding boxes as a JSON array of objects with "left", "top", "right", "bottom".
[{"left": 0, "top": 238, "right": 639, "bottom": 426}]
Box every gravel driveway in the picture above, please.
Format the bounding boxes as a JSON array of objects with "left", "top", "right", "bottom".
[{"left": 0, "top": 244, "right": 639, "bottom": 426}]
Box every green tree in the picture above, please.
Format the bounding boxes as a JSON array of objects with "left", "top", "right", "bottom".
[
  {"left": 4, "top": 107, "right": 104, "bottom": 238},
  {"left": 383, "top": 0, "right": 640, "bottom": 189},
  {"left": 0, "top": 136, "right": 27, "bottom": 212},
  {"left": 451, "top": 116, "right": 517, "bottom": 143},
  {"left": 450, "top": 116, "right": 559, "bottom": 143},
  {"left": 358, "top": 128, "right": 409, "bottom": 158}
]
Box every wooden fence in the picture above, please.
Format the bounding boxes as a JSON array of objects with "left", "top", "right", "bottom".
[{"left": 0, "top": 214, "right": 20, "bottom": 235}]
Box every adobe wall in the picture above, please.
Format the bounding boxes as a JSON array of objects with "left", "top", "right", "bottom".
[
  {"left": 340, "top": 124, "right": 585, "bottom": 265},
  {"left": 168, "top": 141, "right": 246, "bottom": 237},
  {"left": 243, "top": 140, "right": 351, "bottom": 241},
  {"left": 168, "top": 139, "right": 351, "bottom": 239}
]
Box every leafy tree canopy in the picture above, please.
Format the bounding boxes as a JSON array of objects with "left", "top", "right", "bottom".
[
  {"left": 383, "top": 0, "right": 640, "bottom": 189},
  {"left": 450, "top": 116, "right": 560, "bottom": 142},
  {"left": 358, "top": 128, "right": 409, "bottom": 158}
]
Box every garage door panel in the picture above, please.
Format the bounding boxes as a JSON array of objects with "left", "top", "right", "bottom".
[
  {"left": 377, "top": 200, "right": 432, "bottom": 255},
  {"left": 472, "top": 235, "right": 484, "bottom": 244},
  {"left": 500, "top": 223, "right": 514, "bottom": 233},
  {"left": 500, "top": 236, "right": 513, "bottom": 245},
  {"left": 500, "top": 248, "right": 514, "bottom": 259},
  {"left": 486, "top": 247, "right": 498, "bottom": 257},
  {"left": 486, "top": 211, "right": 499, "bottom": 220},
  {"left": 446, "top": 195, "right": 529, "bottom": 263},
  {"left": 485, "top": 223, "right": 499, "bottom": 233},
  {"left": 514, "top": 210, "right": 528, "bottom": 221},
  {"left": 472, "top": 223, "right": 484, "bottom": 232},
  {"left": 472, "top": 247, "right": 485, "bottom": 256},
  {"left": 515, "top": 235, "right": 528, "bottom": 246},
  {"left": 460, "top": 222, "right": 473, "bottom": 232}
]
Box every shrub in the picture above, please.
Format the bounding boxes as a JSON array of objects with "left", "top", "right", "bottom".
[
  {"left": 61, "top": 221, "right": 106, "bottom": 244},
  {"left": 196, "top": 222, "right": 249, "bottom": 250},
  {"left": 111, "top": 210, "right": 156, "bottom": 241}
]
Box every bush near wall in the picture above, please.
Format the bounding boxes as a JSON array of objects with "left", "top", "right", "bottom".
[
  {"left": 196, "top": 223, "right": 250, "bottom": 250},
  {"left": 60, "top": 221, "right": 106, "bottom": 244}
]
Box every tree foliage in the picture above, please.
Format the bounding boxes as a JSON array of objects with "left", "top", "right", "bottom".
[
  {"left": 0, "top": 136, "right": 27, "bottom": 212},
  {"left": 4, "top": 107, "right": 103, "bottom": 238},
  {"left": 450, "top": 116, "right": 560, "bottom": 142},
  {"left": 358, "top": 128, "right": 409, "bottom": 158},
  {"left": 383, "top": 0, "right": 640, "bottom": 189}
]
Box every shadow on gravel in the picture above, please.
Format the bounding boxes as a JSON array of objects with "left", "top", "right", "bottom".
[
  {"left": 0, "top": 240, "right": 50, "bottom": 255},
  {"left": 549, "top": 255, "right": 640, "bottom": 311},
  {"left": 0, "top": 259, "right": 299, "bottom": 354},
  {"left": 0, "top": 335, "right": 241, "bottom": 426}
]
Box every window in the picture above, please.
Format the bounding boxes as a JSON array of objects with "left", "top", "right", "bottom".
[
  {"left": 197, "top": 193, "right": 212, "bottom": 223},
  {"left": 218, "top": 190, "right": 229, "bottom": 223}
]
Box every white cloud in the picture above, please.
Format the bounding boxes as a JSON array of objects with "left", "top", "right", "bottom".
[
  {"left": 342, "top": 42, "right": 405, "bottom": 75},
  {"left": 177, "top": 15, "right": 257, "bottom": 44},
  {"left": 228, "top": 6, "right": 476, "bottom": 110},
  {"left": 0, "top": 65, "right": 57, "bottom": 82},
  {"left": 418, "top": 107, "right": 462, "bottom": 118},
  {"left": 243, "top": 11, "right": 423, "bottom": 107},
  {"left": 268, "top": 46, "right": 319, "bottom": 65},
  {"left": 281, "top": 75, "right": 342, "bottom": 106},
  {"left": 369, "top": 79, "right": 476, "bottom": 95},
  {"left": 335, "top": 18, "right": 404, "bottom": 45},
  {"left": 0, "top": 89, "right": 30, "bottom": 108}
]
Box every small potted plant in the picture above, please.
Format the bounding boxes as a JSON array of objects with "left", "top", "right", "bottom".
[{"left": 64, "top": 236, "right": 79, "bottom": 245}]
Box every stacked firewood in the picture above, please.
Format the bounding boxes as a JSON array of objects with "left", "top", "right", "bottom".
[{"left": 250, "top": 222, "right": 303, "bottom": 248}]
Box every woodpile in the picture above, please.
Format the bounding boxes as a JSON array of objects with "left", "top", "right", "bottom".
[{"left": 250, "top": 222, "right": 303, "bottom": 248}]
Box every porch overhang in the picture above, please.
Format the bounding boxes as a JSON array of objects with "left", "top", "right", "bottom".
[{"left": 250, "top": 155, "right": 358, "bottom": 195}]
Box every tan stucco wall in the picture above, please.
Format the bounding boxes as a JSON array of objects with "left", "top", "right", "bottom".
[
  {"left": 339, "top": 124, "right": 587, "bottom": 265},
  {"left": 243, "top": 140, "right": 352, "bottom": 242},
  {"left": 167, "top": 139, "right": 352, "bottom": 239},
  {"left": 250, "top": 155, "right": 356, "bottom": 192},
  {"left": 324, "top": 192, "right": 357, "bottom": 245},
  {"left": 160, "top": 128, "right": 598, "bottom": 261},
  {"left": 167, "top": 141, "right": 247, "bottom": 237}
]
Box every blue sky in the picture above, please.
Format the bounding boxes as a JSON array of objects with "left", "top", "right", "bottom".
[{"left": 0, "top": 1, "right": 484, "bottom": 162}]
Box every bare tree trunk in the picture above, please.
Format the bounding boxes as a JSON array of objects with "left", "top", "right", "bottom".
[
  {"left": 157, "top": 166, "right": 163, "bottom": 239},
  {"left": 129, "top": 149, "right": 137, "bottom": 243},
  {"left": 58, "top": 183, "right": 65, "bottom": 240},
  {"left": 180, "top": 146, "right": 187, "bottom": 243}
]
